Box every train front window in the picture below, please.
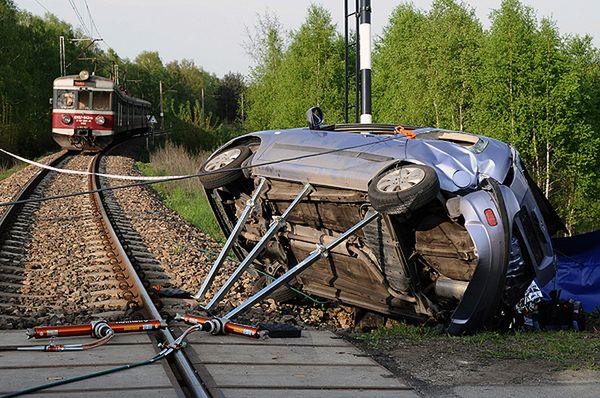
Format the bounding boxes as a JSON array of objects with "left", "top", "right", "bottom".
[
  {"left": 78, "top": 91, "right": 91, "bottom": 110},
  {"left": 93, "top": 91, "right": 111, "bottom": 110},
  {"left": 56, "top": 90, "right": 75, "bottom": 109}
]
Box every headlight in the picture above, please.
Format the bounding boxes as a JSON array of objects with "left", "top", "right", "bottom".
[
  {"left": 62, "top": 114, "right": 72, "bottom": 124},
  {"left": 95, "top": 115, "right": 105, "bottom": 125}
]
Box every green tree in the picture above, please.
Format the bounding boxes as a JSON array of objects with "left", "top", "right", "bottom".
[
  {"left": 243, "top": 12, "right": 285, "bottom": 131},
  {"left": 422, "top": 0, "right": 483, "bottom": 130},
  {"left": 217, "top": 72, "right": 245, "bottom": 123},
  {"left": 472, "top": 0, "right": 538, "bottom": 145},
  {"left": 372, "top": 4, "right": 428, "bottom": 124},
  {"left": 244, "top": 6, "right": 345, "bottom": 130},
  {"left": 272, "top": 5, "right": 345, "bottom": 127}
]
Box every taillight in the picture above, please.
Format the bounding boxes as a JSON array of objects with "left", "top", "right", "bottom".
[
  {"left": 484, "top": 208, "right": 498, "bottom": 226},
  {"left": 62, "top": 114, "right": 72, "bottom": 124},
  {"left": 95, "top": 115, "right": 105, "bottom": 125}
]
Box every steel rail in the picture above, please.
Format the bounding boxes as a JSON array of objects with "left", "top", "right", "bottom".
[
  {"left": 0, "top": 151, "right": 73, "bottom": 232},
  {"left": 89, "top": 146, "right": 210, "bottom": 398}
]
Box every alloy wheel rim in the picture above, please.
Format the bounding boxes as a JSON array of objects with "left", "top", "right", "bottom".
[
  {"left": 204, "top": 148, "right": 242, "bottom": 171},
  {"left": 376, "top": 167, "right": 425, "bottom": 192}
]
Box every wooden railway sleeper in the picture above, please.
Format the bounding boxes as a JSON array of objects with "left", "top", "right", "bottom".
[
  {"left": 2, "top": 245, "right": 27, "bottom": 254},
  {"left": 89, "top": 298, "right": 136, "bottom": 310},
  {"left": 127, "top": 250, "right": 154, "bottom": 259},
  {"left": 131, "top": 265, "right": 164, "bottom": 274},
  {"left": 132, "top": 257, "right": 161, "bottom": 266},
  {"left": 90, "top": 250, "right": 116, "bottom": 259},
  {"left": 124, "top": 244, "right": 151, "bottom": 252},
  {"left": 0, "top": 273, "right": 23, "bottom": 282},
  {"left": 141, "top": 270, "right": 169, "bottom": 280},
  {"left": 119, "top": 234, "right": 143, "bottom": 242},
  {"left": 85, "top": 244, "right": 115, "bottom": 252},
  {"left": 7, "top": 231, "right": 27, "bottom": 238},
  {"left": 0, "top": 281, "right": 22, "bottom": 293},
  {"left": 0, "top": 251, "right": 23, "bottom": 260},
  {"left": 0, "top": 264, "right": 24, "bottom": 274},
  {"left": 4, "top": 239, "right": 27, "bottom": 247},
  {"left": 90, "top": 288, "right": 137, "bottom": 301},
  {"left": 92, "top": 257, "right": 119, "bottom": 266}
]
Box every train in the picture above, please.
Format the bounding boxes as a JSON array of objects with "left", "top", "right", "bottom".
[{"left": 52, "top": 70, "right": 152, "bottom": 151}]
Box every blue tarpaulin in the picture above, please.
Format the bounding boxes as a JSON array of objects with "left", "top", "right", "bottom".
[{"left": 540, "top": 230, "right": 600, "bottom": 312}]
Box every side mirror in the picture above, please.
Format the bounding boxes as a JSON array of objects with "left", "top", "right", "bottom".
[
  {"left": 49, "top": 98, "right": 53, "bottom": 105},
  {"left": 306, "top": 106, "right": 324, "bottom": 130}
]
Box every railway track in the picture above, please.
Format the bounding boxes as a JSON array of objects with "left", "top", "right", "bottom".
[
  {"left": 0, "top": 152, "right": 137, "bottom": 328},
  {"left": 0, "top": 142, "right": 415, "bottom": 398},
  {"left": 0, "top": 143, "right": 209, "bottom": 397}
]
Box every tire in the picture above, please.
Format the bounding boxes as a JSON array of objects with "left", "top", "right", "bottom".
[
  {"left": 368, "top": 164, "right": 439, "bottom": 215},
  {"left": 198, "top": 145, "right": 252, "bottom": 189}
]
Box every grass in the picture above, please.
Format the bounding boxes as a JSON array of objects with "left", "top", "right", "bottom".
[
  {"left": 478, "top": 330, "right": 600, "bottom": 367},
  {"left": 0, "top": 162, "right": 27, "bottom": 182},
  {"left": 137, "top": 141, "right": 223, "bottom": 243},
  {"left": 353, "top": 321, "right": 600, "bottom": 370},
  {"left": 0, "top": 150, "right": 63, "bottom": 182}
]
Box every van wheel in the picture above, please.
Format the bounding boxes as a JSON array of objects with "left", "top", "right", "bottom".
[
  {"left": 368, "top": 164, "right": 439, "bottom": 215},
  {"left": 198, "top": 145, "right": 252, "bottom": 189}
]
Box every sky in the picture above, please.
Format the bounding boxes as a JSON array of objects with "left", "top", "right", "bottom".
[{"left": 13, "top": 0, "right": 600, "bottom": 78}]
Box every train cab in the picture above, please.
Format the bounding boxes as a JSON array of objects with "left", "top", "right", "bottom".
[{"left": 52, "top": 71, "right": 151, "bottom": 151}]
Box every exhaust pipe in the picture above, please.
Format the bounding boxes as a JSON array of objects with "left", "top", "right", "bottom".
[{"left": 435, "top": 277, "right": 469, "bottom": 300}]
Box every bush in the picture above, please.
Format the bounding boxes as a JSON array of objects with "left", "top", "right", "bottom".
[{"left": 138, "top": 141, "right": 223, "bottom": 242}]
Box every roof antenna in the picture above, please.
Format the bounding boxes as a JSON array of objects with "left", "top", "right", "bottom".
[{"left": 359, "top": 0, "right": 372, "bottom": 124}]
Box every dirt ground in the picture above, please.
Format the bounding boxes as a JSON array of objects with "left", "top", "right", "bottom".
[{"left": 343, "top": 326, "right": 600, "bottom": 394}]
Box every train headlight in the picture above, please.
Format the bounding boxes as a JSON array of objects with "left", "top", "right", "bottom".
[
  {"left": 95, "top": 115, "right": 105, "bottom": 125},
  {"left": 62, "top": 114, "right": 72, "bottom": 124}
]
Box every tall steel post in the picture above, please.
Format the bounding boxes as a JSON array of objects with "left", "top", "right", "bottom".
[
  {"left": 159, "top": 80, "right": 164, "bottom": 131},
  {"left": 359, "top": 0, "right": 372, "bottom": 124},
  {"left": 59, "top": 36, "right": 66, "bottom": 76},
  {"left": 355, "top": 0, "right": 360, "bottom": 123},
  {"left": 344, "top": 0, "right": 349, "bottom": 123}
]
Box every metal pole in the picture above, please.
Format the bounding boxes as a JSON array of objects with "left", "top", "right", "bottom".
[
  {"left": 225, "top": 211, "right": 381, "bottom": 320},
  {"left": 359, "top": 0, "right": 372, "bottom": 124},
  {"left": 159, "top": 80, "right": 164, "bottom": 131},
  {"left": 59, "top": 36, "right": 66, "bottom": 76},
  {"left": 194, "top": 178, "right": 267, "bottom": 301},
  {"left": 201, "top": 87, "right": 205, "bottom": 123},
  {"left": 205, "top": 183, "right": 314, "bottom": 311},
  {"left": 344, "top": 0, "right": 349, "bottom": 123},
  {"left": 355, "top": 0, "right": 360, "bottom": 123},
  {"left": 241, "top": 92, "right": 244, "bottom": 121}
]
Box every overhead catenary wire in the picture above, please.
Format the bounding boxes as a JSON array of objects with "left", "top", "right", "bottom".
[
  {"left": 67, "top": 0, "right": 91, "bottom": 37},
  {"left": 33, "top": 0, "right": 51, "bottom": 14},
  {"left": 82, "top": 0, "right": 112, "bottom": 49},
  {"left": 82, "top": 0, "right": 94, "bottom": 35},
  {"left": 0, "top": 134, "right": 402, "bottom": 208}
]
